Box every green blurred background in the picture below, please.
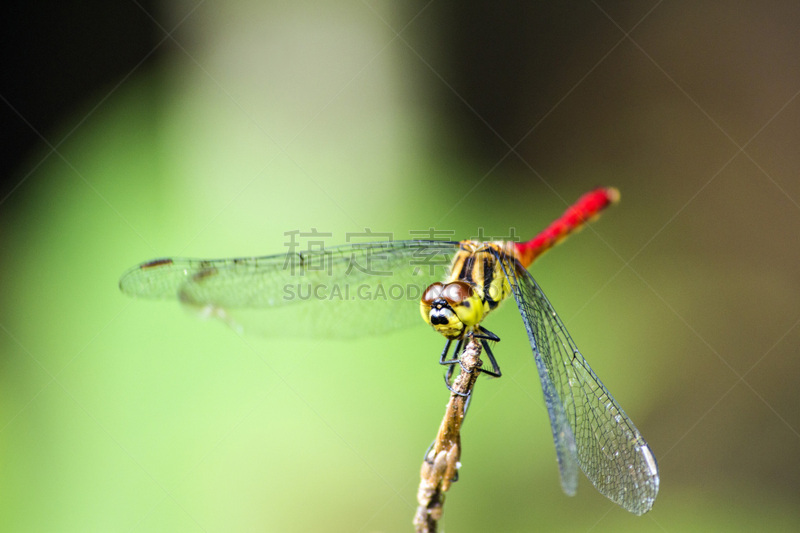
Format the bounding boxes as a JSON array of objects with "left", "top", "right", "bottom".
[{"left": 2, "top": 1, "right": 799, "bottom": 531}]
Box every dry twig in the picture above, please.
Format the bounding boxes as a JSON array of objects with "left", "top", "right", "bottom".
[{"left": 413, "top": 337, "right": 483, "bottom": 533}]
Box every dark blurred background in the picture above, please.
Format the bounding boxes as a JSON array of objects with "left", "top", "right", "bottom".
[
  {"left": 2, "top": 2, "right": 799, "bottom": 531},
  {"left": 1, "top": 2, "right": 159, "bottom": 196}
]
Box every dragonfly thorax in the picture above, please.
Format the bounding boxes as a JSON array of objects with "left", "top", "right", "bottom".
[{"left": 420, "top": 241, "right": 516, "bottom": 340}]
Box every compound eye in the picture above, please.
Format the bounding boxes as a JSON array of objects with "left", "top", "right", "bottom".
[
  {"left": 421, "top": 282, "right": 445, "bottom": 305},
  {"left": 441, "top": 281, "right": 473, "bottom": 305}
]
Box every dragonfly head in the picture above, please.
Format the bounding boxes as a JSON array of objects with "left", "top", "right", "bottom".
[{"left": 420, "top": 281, "right": 484, "bottom": 339}]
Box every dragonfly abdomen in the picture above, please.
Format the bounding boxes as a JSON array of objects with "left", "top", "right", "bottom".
[{"left": 514, "top": 187, "right": 619, "bottom": 268}]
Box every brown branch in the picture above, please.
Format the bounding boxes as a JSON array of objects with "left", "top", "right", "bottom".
[{"left": 413, "top": 338, "right": 483, "bottom": 533}]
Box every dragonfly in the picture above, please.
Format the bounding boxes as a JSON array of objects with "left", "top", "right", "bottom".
[{"left": 119, "top": 187, "right": 659, "bottom": 515}]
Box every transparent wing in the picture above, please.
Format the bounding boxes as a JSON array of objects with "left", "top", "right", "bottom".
[
  {"left": 499, "top": 256, "right": 659, "bottom": 515},
  {"left": 119, "top": 240, "right": 459, "bottom": 338}
]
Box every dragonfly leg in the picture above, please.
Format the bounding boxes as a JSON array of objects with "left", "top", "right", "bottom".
[
  {"left": 438, "top": 338, "right": 462, "bottom": 366},
  {"left": 463, "top": 388, "right": 473, "bottom": 416},
  {"left": 472, "top": 326, "right": 500, "bottom": 342},
  {"left": 474, "top": 326, "right": 502, "bottom": 378},
  {"left": 438, "top": 329, "right": 502, "bottom": 391},
  {"left": 440, "top": 339, "right": 470, "bottom": 396},
  {"left": 422, "top": 440, "right": 434, "bottom": 462},
  {"left": 478, "top": 339, "right": 502, "bottom": 378}
]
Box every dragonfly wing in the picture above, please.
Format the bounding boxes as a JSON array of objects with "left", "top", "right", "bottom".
[
  {"left": 119, "top": 241, "right": 460, "bottom": 338},
  {"left": 532, "top": 347, "right": 579, "bottom": 496},
  {"left": 499, "top": 256, "right": 659, "bottom": 515}
]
